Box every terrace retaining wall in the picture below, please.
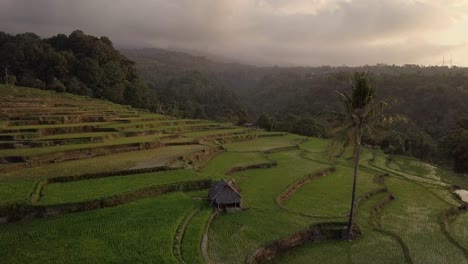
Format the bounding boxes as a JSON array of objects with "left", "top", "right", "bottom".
[
  {"left": 0, "top": 179, "right": 213, "bottom": 223},
  {"left": 245, "top": 222, "right": 356, "bottom": 264},
  {"left": 276, "top": 167, "right": 336, "bottom": 207}
]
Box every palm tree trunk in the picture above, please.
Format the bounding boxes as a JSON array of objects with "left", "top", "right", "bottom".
[{"left": 346, "top": 128, "right": 362, "bottom": 239}]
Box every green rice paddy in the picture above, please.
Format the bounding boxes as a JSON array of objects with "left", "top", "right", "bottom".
[{"left": 0, "top": 85, "right": 466, "bottom": 264}]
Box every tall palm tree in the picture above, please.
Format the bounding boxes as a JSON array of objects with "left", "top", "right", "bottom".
[{"left": 327, "top": 72, "right": 406, "bottom": 239}]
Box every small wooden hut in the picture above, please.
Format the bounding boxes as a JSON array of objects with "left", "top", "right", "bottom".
[{"left": 208, "top": 179, "right": 243, "bottom": 212}]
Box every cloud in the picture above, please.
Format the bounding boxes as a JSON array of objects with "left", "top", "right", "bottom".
[{"left": 0, "top": 0, "right": 467, "bottom": 66}]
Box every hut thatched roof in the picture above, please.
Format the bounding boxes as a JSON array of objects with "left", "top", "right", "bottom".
[{"left": 209, "top": 179, "right": 242, "bottom": 205}]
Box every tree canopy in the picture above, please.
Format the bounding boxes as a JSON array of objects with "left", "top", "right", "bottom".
[{"left": 0, "top": 31, "right": 242, "bottom": 119}]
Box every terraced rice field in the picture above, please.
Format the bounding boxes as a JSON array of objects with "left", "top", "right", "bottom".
[
  {"left": 381, "top": 178, "right": 467, "bottom": 264},
  {"left": 283, "top": 166, "right": 381, "bottom": 217},
  {"left": 0, "top": 85, "right": 466, "bottom": 263},
  {"left": 0, "top": 192, "right": 196, "bottom": 263},
  {"left": 39, "top": 170, "right": 211, "bottom": 205}
]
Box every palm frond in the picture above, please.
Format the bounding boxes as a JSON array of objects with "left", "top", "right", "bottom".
[{"left": 336, "top": 91, "right": 354, "bottom": 115}]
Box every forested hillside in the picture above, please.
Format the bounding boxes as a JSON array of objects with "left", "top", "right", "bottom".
[
  {"left": 123, "top": 49, "right": 242, "bottom": 120},
  {"left": 124, "top": 48, "right": 468, "bottom": 173},
  {"left": 0, "top": 31, "right": 242, "bottom": 120},
  {"left": 0, "top": 31, "right": 158, "bottom": 110},
  {"left": 0, "top": 32, "right": 466, "bottom": 172}
]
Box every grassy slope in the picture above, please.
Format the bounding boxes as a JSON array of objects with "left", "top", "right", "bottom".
[
  {"left": 236, "top": 150, "right": 329, "bottom": 209},
  {"left": 0, "top": 133, "right": 167, "bottom": 157},
  {"left": 448, "top": 212, "right": 468, "bottom": 250},
  {"left": 1, "top": 85, "right": 467, "bottom": 264},
  {"left": 181, "top": 206, "right": 212, "bottom": 264},
  {"left": 208, "top": 209, "right": 314, "bottom": 264},
  {"left": 0, "top": 145, "right": 205, "bottom": 181},
  {"left": 207, "top": 136, "right": 337, "bottom": 263},
  {"left": 0, "top": 192, "right": 194, "bottom": 264},
  {"left": 40, "top": 170, "right": 210, "bottom": 205},
  {"left": 222, "top": 133, "right": 305, "bottom": 152},
  {"left": 283, "top": 166, "right": 381, "bottom": 217},
  {"left": 0, "top": 180, "right": 37, "bottom": 206},
  {"left": 381, "top": 177, "right": 467, "bottom": 264},
  {"left": 273, "top": 192, "right": 406, "bottom": 264},
  {"left": 0, "top": 145, "right": 205, "bottom": 206},
  {"left": 201, "top": 151, "right": 270, "bottom": 176}
]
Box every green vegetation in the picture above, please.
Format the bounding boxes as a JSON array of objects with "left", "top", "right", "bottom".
[
  {"left": 125, "top": 48, "right": 468, "bottom": 173},
  {"left": 327, "top": 72, "right": 407, "bottom": 238},
  {"left": 0, "top": 84, "right": 466, "bottom": 264},
  {"left": 38, "top": 132, "right": 119, "bottom": 140},
  {"left": 393, "top": 156, "right": 432, "bottom": 176},
  {"left": 208, "top": 209, "right": 315, "bottom": 264},
  {"left": 0, "top": 180, "right": 36, "bottom": 206},
  {"left": 40, "top": 170, "right": 210, "bottom": 205},
  {"left": 236, "top": 150, "right": 328, "bottom": 209},
  {"left": 223, "top": 133, "right": 305, "bottom": 152},
  {"left": 448, "top": 212, "right": 468, "bottom": 250},
  {"left": 351, "top": 192, "right": 407, "bottom": 264},
  {"left": 0, "top": 145, "right": 205, "bottom": 181},
  {"left": 283, "top": 166, "right": 380, "bottom": 217},
  {"left": 0, "top": 31, "right": 157, "bottom": 111},
  {"left": 271, "top": 241, "right": 350, "bottom": 264},
  {"left": 0, "top": 192, "right": 195, "bottom": 263},
  {"left": 181, "top": 207, "right": 212, "bottom": 264},
  {"left": 381, "top": 178, "right": 467, "bottom": 263},
  {"left": 181, "top": 128, "right": 249, "bottom": 139},
  {"left": 0, "top": 133, "right": 167, "bottom": 157},
  {"left": 273, "top": 192, "right": 407, "bottom": 264},
  {"left": 201, "top": 151, "right": 270, "bottom": 176}
]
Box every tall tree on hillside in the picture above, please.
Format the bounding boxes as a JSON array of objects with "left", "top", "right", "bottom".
[
  {"left": 328, "top": 72, "right": 406, "bottom": 239},
  {"left": 256, "top": 112, "right": 275, "bottom": 131},
  {"left": 440, "top": 118, "right": 468, "bottom": 173}
]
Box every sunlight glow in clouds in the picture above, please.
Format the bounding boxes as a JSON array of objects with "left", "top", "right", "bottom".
[{"left": 0, "top": 0, "right": 467, "bottom": 66}]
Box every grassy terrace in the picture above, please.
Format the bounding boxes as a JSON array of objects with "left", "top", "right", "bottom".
[
  {"left": 273, "top": 192, "right": 407, "bottom": 264},
  {"left": 223, "top": 133, "right": 306, "bottom": 152},
  {"left": 181, "top": 127, "right": 251, "bottom": 139},
  {"left": 0, "top": 179, "right": 37, "bottom": 206},
  {"left": 97, "top": 119, "right": 205, "bottom": 130},
  {"left": 283, "top": 166, "right": 381, "bottom": 217},
  {"left": 0, "top": 121, "right": 119, "bottom": 132},
  {"left": 181, "top": 206, "right": 212, "bottom": 264},
  {"left": 449, "top": 212, "right": 468, "bottom": 250},
  {"left": 0, "top": 192, "right": 196, "bottom": 264},
  {"left": 37, "top": 132, "right": 120, "bottom": 140},
  {"left": 236, "top": 150, "right": 330, "bottom": 209},
  {"left": 368, "top": 151, "right": 451, "bottom": 187},
  {"left": 40, "top": 170, "right": 210, "bottom": 205},
  {"left": 381, "top": 178, "right": 467, "bottom": 264},
  {"left": 201, "top": 152, "right": 271, "bottom": 176},
  {"left": 0, "top": 145, "right": 206, "bottom": 181},
  {"left": 0, "top": 85, "right": 467, "bottom": 264},
  {"left": 0, "top": 143, "right": 205, "bottom": 206},
  {"left": 0, "top": 133, "right": 167, "bottom": 157},
  {"left": 392, "top": 155, "right": 437, "bottom": 179},
  {"left": 207, "top": 145, "right": 336, "bottom": 263}
]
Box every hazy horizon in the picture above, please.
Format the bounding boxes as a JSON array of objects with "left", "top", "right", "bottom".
[{"left": 1, "top": 0, "right": 468, "bottom": 67}]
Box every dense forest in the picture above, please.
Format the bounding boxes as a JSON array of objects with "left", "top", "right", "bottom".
[
  {"left": 123, "top": 49, "right": 241, "bottom": 120},
  {"left": 0, "top": 31, "right": 242, "bottom": 120},
  {"left": 124, "top": 48, "right": 468, "bottom": 173},
  {"left": 0, "top": 30, "right": 159, "bottom": 110}
]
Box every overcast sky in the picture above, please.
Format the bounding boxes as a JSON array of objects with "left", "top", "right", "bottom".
[{"left": 1, "top": 0, "right": 468, "bottom": 66}]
